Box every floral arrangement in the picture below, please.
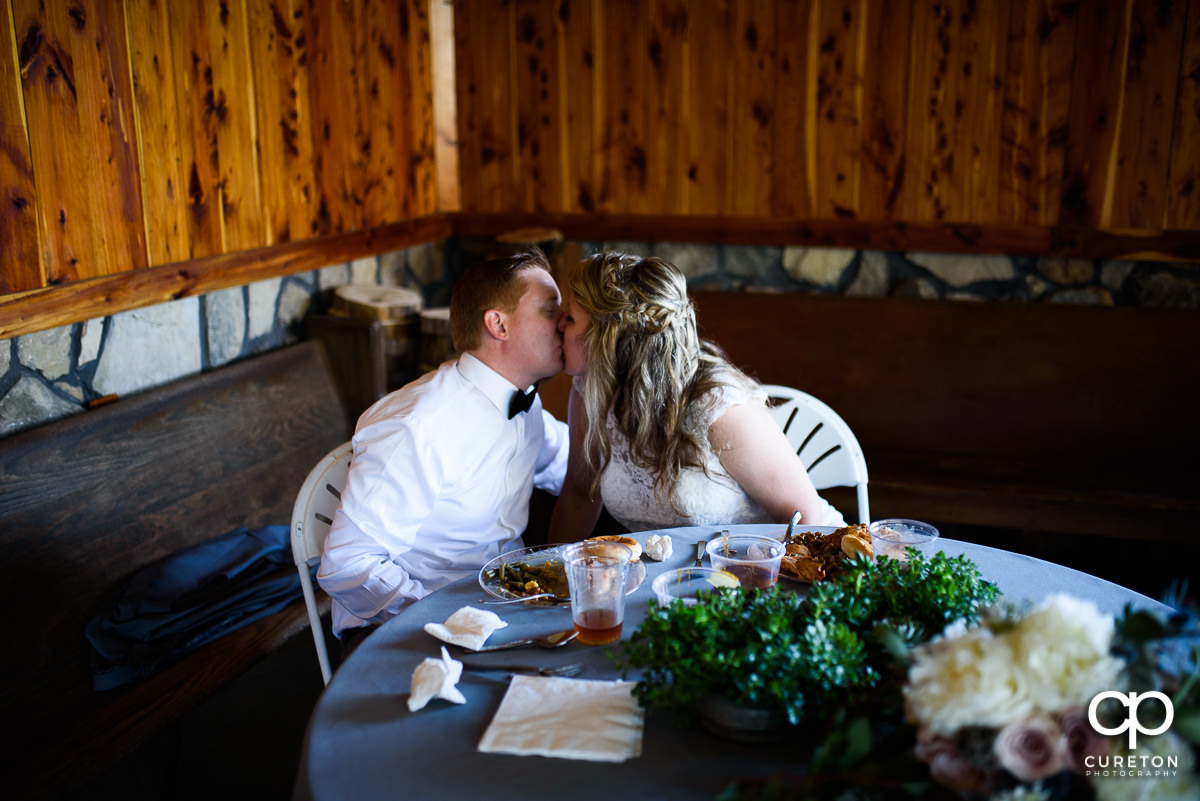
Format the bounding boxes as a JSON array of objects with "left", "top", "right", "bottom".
[
  {"left": 714, "top": 575, "right": 1200, "bottom": 801},
  {"left": 904, "top": 595, "right": 1199, "bottom": 800}
]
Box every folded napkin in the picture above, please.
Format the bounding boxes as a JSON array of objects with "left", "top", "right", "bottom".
[
  {"left": 408, "top": 646, "right": 466, "bottom": 712},
  {"left": 423, "top": 606, "right": 508, "bottom": 650},
  {"left": 478, "top": 675, "right": 644, "bottom": 762},
  {"left": 643, "top": 533, "right": 673, "bottom": 561}
]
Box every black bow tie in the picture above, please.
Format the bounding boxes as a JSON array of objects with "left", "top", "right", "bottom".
[{"left": 508, "top": 389, "right": 537, "bottom": 419}]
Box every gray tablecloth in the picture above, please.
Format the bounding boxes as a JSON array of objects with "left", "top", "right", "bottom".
[{"left": 293, "top": 525, "right": 1171, "bottom": 801}]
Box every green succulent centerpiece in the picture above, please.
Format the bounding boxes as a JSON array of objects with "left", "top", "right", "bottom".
[{"left": 615, "top": 550, "right": 1001, "bottom": 732}]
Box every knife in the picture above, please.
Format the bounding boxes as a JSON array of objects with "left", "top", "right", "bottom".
[
  {"left": 694, "top": 540, "right": 707, "bottom": 567},
  {"left": 460, "top": 663, "right": 584, "bottom": 678}
]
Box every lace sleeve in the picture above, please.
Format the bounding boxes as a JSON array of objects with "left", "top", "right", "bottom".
[{"left": 690, "top": 375, "right": 768, "bottom": 437}]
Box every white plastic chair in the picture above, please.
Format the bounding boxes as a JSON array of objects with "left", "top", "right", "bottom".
[
  {"left": 759, "top": 385, "right": 870, "bottom": 524},
  {"left": 290, "top": 441, "right": 353, "bottom": 685}
]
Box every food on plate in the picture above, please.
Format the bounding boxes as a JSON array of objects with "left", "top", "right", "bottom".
[
  {"left": 482, "top": 557, "right": 568, "bottom": 600},
  {"left": 779, "top": 524, "right": 873, "bottom": 582},
  {"left": 587, "top": 535, "right": 642, "bottom": 562}
]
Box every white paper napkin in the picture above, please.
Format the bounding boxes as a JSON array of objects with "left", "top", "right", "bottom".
[
  {"left": 478, "top": 675, "right": 644, "bottom": 762},
  {"left": 643, "top": 533, "right": 673, "bottom": 561},
  {"left": 423, "top": 605, "right": 508, "bottom": 650},
  {"left": 407, "top": 646, "right": 466, "bottom": 712}
]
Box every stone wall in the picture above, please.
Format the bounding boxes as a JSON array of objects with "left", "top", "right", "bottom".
[
  {"left": 570, "top": 242, "right": 1200, "bottom": 307},
  {"left": 2, "top": 240, "right": 1196, "bottom": 438},
  {"left": 0, "top": 243, "right": 446, "bottom": 437}
]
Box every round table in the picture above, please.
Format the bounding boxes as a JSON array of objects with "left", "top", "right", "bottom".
[{"left": 293, "top": 525, "right": 1171, "bottom": 801}]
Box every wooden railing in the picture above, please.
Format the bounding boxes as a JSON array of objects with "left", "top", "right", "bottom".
[
  {"left": 5, "top": 210, "right": 1200, "bottom": 340},
  {"left": 449, "top": 212, "right": 1200, "bottom": 261},
  {"left": 0, "top": 217, "right": 450, "bottom": 340}
]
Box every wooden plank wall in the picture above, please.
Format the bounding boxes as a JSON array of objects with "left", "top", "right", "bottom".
[
  {"left": 3, "top": 0, "right": 1200, "bottom": 340},
  {"left": 0, "top": 0, "right": 439, "bottom": 297},
  {"left": 452, "top": 0, "right": 1200, "bottom": 231}
]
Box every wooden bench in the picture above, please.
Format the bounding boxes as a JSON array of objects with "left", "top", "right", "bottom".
[
  {"left": 691, "top": 291, "right": 1200, "bottom": 544},
  {"left": 0, "top": 340, "right": 350, "bottom": 799}
]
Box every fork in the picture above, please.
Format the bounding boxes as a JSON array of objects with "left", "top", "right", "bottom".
[
  {"left": 460, "top": 662, "right": 584, "bottom": 678},
  {"left": 784, "top": 511, "right": 802, "bottom": 543},
  {"left": 481, "top": 592, "right": 565, "bottom": 605}
]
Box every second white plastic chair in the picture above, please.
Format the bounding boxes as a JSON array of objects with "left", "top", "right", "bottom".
[
  {"left": 759, "top": 385, "right": 870, "bottom": 524},
  {"left": 290, "top": 441, "right": 353, "bottom": 685}
]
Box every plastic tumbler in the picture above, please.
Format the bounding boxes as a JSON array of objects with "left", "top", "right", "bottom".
[{"left": 562, "top": 540, "right": 634, "bottom": 645}]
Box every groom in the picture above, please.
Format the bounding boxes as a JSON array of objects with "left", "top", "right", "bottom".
[{"left": 318, "top": 249, "right": 569, "bottom": 653}]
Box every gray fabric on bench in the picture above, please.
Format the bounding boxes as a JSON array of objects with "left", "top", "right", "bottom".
[
  {"left": 0, "top": 341, "right": 349, "bottom": 799},
  {"left": 86, "top": 524, "right": 308, "bottom": 690}
]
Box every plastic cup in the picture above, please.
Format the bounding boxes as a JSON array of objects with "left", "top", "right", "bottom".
[
  {"left": 869, "top": 519, "right": 940, "bottom": 561},
  {"left": 652, "top": 567, "right": 741, "bottom": 607},
  {"left": 562, "top": 541, "right": 633, "bottom": 645},
  {"left": 705, "top": 534, "right": 784, "bottom": 589}
]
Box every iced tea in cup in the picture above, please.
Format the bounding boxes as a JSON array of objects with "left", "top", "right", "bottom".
[
  {"left": 706, "top": 534, "right": 784, "bottom": 589},
  {"left": 562, "top": 540, "right": 633, "bottom": 646}
]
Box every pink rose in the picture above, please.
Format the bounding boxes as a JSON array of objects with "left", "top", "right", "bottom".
[
  {"left": 914, "top": 729, "right": 957, "bottom": 763},
  {"left": 915, "top": 729, "right": 999, "bottom": 796},
  {"left": 1058, "top": 707, "right": 1110, "bottom": 774},
  {"left": 994, "top": 716, "right": 1067, "bottom": 783}
]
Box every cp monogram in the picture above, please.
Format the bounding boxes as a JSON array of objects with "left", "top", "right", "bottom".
[{"left": 1088, "top": 690, "right": 1174, "bottom": 749}]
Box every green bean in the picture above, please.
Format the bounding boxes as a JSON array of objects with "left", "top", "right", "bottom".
[{"left": 489, "top": 556, "right": 568, "bottom": 598}]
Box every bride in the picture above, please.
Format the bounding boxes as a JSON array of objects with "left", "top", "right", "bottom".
[{"left": 547, "top": 251, "right": 845, "bottom": 539}]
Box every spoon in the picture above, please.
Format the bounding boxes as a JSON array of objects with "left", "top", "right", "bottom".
[
  {"left": 481, "top": 592, "right": 565, "bottom": 605},
  {"left": 462, "top": 629, "right": 578, "bottom": 653}
]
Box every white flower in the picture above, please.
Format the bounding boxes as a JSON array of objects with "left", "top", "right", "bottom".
[
  {"left": 904, "top": 595, "right": 1124, "bottom": 735},
  {"left": 1008, "top": 595, "right": 1124, "bottom": 713}
]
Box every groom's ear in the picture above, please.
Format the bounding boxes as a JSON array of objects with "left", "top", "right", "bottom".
[{"left": 482, "top": 309, "right": 508, "bottom": 341}]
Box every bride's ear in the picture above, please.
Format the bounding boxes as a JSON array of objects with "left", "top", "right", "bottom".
[{"left": 482, "top": 309, "right": 508, "bottom": 341}]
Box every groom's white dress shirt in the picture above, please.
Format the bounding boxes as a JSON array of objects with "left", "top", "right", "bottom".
[{"left": 318, "top": 353, "right": 568, "bottom": 637}]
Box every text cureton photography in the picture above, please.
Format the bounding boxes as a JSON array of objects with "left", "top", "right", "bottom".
[{"left": 1085, "top": 753, "right": 1180, "bottom": 778}]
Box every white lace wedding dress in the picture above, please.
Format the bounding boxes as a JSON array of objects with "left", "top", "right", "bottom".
[{"left": 595, "top": 379, "right": 846, "bottom": 532}]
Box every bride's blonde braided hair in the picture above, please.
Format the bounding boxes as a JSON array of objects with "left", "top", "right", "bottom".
[{"left": 570, "top": 252, "right": 754, "bottom": 510}]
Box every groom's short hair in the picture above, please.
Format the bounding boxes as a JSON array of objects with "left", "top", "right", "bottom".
[{"left": 450, "top": 247, "right": 550, "bottom": 352}]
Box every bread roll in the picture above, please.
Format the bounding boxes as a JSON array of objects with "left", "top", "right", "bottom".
[{"left": 587, "top": 535, "right": 642, "bottom": 561}]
